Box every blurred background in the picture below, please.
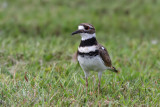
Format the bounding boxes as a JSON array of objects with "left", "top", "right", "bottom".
[
  {"left": 0, "top": 0, "right": 160, "bottom": 106},
  {"left": 0, "top": 0, "right": 159, "bottom": 62}
]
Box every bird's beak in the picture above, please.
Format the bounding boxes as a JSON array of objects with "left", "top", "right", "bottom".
[{"left": 71, "top": 30, "right": 83, "bottom": 35}]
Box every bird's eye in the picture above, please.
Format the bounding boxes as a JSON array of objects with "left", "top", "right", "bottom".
[{"left": 84, "top": 26, "right": 89, "bottom": 30}]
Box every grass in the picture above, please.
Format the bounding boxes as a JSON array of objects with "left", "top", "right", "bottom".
[{"left": 0, "top": 0, "right": 160, "bottom": 106}]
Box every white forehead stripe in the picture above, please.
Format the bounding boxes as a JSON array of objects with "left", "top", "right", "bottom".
[{"left": 78, "top": 26, "right": 84, "bottom": 30}]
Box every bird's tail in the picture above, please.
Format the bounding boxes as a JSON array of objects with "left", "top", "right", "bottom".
[{"left": 110, "top": 66, "right": 120, "bottom": 73}]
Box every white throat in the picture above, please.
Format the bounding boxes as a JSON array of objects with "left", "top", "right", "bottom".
[{"left": 80, "top": 33, "right": 96, "bottom": 41}]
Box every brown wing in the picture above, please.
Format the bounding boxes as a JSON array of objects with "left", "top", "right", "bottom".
[
  {"left": 98, "top": 44, "right": 112, "bottom": 67},
  {"left": 98, "top": 44, "right": 120, "bottom": 73}
]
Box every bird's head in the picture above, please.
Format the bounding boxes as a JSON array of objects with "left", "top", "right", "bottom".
[{"left": 72, "top": 23, "right": 96, "bottom": 40}]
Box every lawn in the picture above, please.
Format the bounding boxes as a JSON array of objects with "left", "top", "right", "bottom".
[{"left": 0, "top": 0, "right": 160, "bottom": 106}]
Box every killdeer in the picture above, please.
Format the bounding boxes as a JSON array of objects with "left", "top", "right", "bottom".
[{"left": 72, "top": 23, "right": 119, "bottom": 94}]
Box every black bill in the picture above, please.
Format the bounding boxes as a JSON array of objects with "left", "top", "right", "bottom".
[{"left": 71, "top": 30, "right": 84, "bottom": 35}]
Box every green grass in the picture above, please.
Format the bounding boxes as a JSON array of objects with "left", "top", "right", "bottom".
[{"left": 0, "top": 0, "right": 160, "bottom": 106}]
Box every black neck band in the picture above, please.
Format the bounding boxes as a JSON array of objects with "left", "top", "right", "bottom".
[
  {"left": 79, "top": 37, "right": 97, "bottom": 47},
  {"left": 78, "top": 50, "right": 99, "bottom": 57}
]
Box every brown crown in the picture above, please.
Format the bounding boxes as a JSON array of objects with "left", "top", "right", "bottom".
[{"left": 79, "top": 23, "right": 95, "bottom": 34}]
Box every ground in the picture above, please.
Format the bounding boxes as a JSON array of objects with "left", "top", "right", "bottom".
[{"left": 0, "top": 0, "right": 160, "bottom": 106}]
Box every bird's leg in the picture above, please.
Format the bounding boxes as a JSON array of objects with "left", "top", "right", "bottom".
[
  {"left": 86, "top": 77, "right": 88, "bottom": 95},
  {"left": 84, "top": 71, "right": 89, "bottom": 95},
  {"left": 98, "top": 79, "right": 100, "bottom": 95},
  {"left": 98, "top": 72, "right": 102, "bottom": 95}
]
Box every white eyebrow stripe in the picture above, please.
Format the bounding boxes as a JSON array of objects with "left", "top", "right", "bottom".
[
  {"left": 78, "top": 26, "right": 84, "bottom": 30},
  {"left": 78, "top": 45, "right": 97, "bottom": 53},
  {"left": 88, "top": 25, "right": 93, "bottom": 28}
]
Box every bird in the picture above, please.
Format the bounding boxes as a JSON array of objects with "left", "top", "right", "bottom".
[{"left": 71, "top": 23, "right": 119, "bottom": 95}]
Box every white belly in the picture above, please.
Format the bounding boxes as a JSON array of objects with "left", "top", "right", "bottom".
[{"left": 78, "top": 55, "right": 108, "bottom": 72}]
